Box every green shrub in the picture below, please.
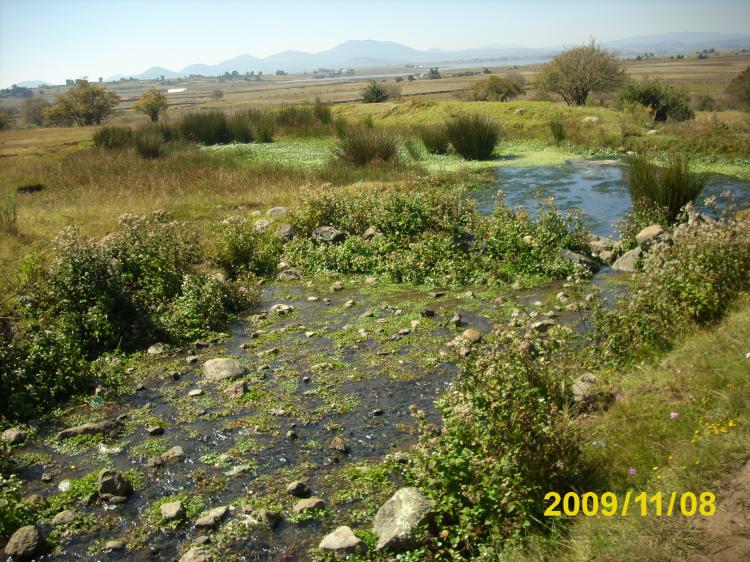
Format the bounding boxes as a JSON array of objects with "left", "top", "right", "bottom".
[
  {"left": 418, "top": 125, "right": 450, "bottom": 154},
  {"left": 0, "top": 475, "right": 36, "bottom": 538},
  {"left": 445, "top": 113, "right": 499, "bottom": 160},
  {"left": 625, "top": 154, "right": 707, "bottom": 222},
  {"left": 334, "top": 125, "right": 400, "bottom": 166},
  {"left": 549, "top": 119, "right": 566, "bottom": 144},
  {"left": 226, "top": 111, "right": 255, "bottom": 143},
  {"left": 134, "top": 125, "right": 166, "bottom": 159},
  {"left": 214, "top": 216, "right": 283, "bottom": 278},
  {"left": 179, "top": 111, "right": 229, "bottom": 144},
  {"left": 92, "top": 126, "right": 133, "bottom": 149},
  {"left": 360, "top": 80, "right": 390, "bottom": 103},
  {"left": 313, "top": 97, "right": 333, "bottom": 124},
  {"left": 619, "top": 80, "right": 694, "bottom": 122},
  {"left": 725, "top": 66, "right": 750, "bottom": 105},
  {"left": 470, "top": 76, "right": 522, "bottom": 101}
]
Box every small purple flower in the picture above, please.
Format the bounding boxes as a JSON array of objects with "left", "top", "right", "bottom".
[
  {"left": 628, "top": 467, "right": 637, "bottom": 476},
  {"left": 670, "top": 412, "right": 679, "bottom": 420}
]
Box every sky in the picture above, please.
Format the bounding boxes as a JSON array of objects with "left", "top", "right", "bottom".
[{"left": 1, "top": 0, "right": 749, "bottom": 87}]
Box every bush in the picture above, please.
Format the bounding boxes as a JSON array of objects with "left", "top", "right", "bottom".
[
  {"left": 179, "top": 111, "right": 229, "bottom": 145},
  {"left": 334, "top": 125, "right": 400, "bottom": 166},
  {"left": 549, "top": 119, "right": 566, "bottom": 144},
  {"left": 22, "top": 98, "right": 50, "bottom": 126},
  {"left": 360, "top": 80, "right": 390, "bottom": 103},
  {"left": 0, "top": 108, "right": 12, "bottom": 130},
  {"left": 313, "top": 97, "right": 333, "bottom": 124},
  {"left": 470, "top": 76, "right": 522, "bottom": 101},
  {"left": 418, "top": 125, "right": 450, "bottom": 154},
  {"left": 226, "top": 111, "right": 255, "bottom": 143},
  {"left": 445, "top": 113, "right": 499, "bottom": 160},
  {"left": 694, "top": 94, "right": 716, "bottom": 112},
  {"left": 135, "top": 88, "right": 168, "bottom": 122},
  {"left": 214, "top": 216, "right": 283, "bottom": 278},
  {"left": 92, "top": 126, "right": 133, "bottom": 149},
  {"left": 625, "top": 154, "right": 707, "bottom": 222},
  {"left": 619, "top": 80, "right": 694, "bottom": 122},
  {"left": 725, "top": 66, "right": 750, "bottom": 105},
  {"left": 134, "top": 125, "right": 166, "bottom": 159},
  {"left": 45, "top": 79, "right": 119, "bottom": 126}
]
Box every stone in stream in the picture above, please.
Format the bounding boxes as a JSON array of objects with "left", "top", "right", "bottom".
[
  {"left": 276, "top": 268, "right": 302, "bottom": 281},
  {"left": 2, "top": 427, "right": 27, "bottom": 445},
  {"left": 255, "top": 508, "right": 283, "bottom": 530},
  {"left": 195, "top": 505, "right": 229, "bottom": 528},
  {"left": 559, "top": 249, "right": 599, "bottom": 273},
  {"left": 51, "top": 509, "right": 76, "bottom": 526},
  {"left": 372, "top": 487, "right": 435, "bottom": 552},
  {"left": 450, "top": 313, "right": 462, "bottom": 327},
  {"left": 635, "top": 224, "right": 664, "bottom": 249},
  {"left": 427, "top": 290, "right": 445, "bottom": 298},
  {"left": 589, "top": 234, "right": 616, "bottom": 253},
  {"left": 160, "top": 500, "right": 185, "bottom": 521},
  {"left": 146, "top": 425, "right": 164, "bottom": 436},
  {"left": 97, "top": 469, "right": 132, "bottom": 501},
  {"left": 186, "top": 354, "right": 199, "bottom": 364},
  {"left": 329, "top": 436, "right": 350, "bottom": 453},
  {"left": 4, "top": 525, "right": 42, "bottom": 559},
  {"left": 180, "top": 547, "right": 213, "bottom": 562},
  {"left": 419, "top": 309, "right": 435, "bottom": 318},
  {"left": 612, "top": 248, "right": 642, "bottom": 272},
  {"left": 161, "top": 446, "right": 185, "bottom": 463},
  {"left": 105, "top": 540, "right": 125, "bottom": 551},
  {"left": 224, "top": 380, "right": 247, "bottom": 399},
  {"left": 293, "top": 497, "right": 325, "bottom": 514},
  {"left": 57, "top": 419, "right": 123, "bottom": 440},
  {"left": 188, "top": 388, "right": 203, "bottom": 397},
  {"left": 319, "top": 525, "right": 367, "bottom": 557},
  {"left": 202, "top": 358, "right": 246, "bottom": 382},
  {"left": 312, "top": 226, "right": 346, "bottom": 244},
  {"left": 286, "top": 480, "right": 311, "bottom": 498},
  {"left": 269, "top": 303, "right": 294, "bottom": 316}
]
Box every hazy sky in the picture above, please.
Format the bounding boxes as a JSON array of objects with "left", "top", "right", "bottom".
[{"left": 1, "top": 0, "right": 749, "bottom": 86}]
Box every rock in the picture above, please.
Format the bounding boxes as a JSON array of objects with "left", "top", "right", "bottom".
[
  {"left": 293, "top": 497, "right": 325, "bottom": 514},
  {"left": 419, "top": 309, "right": 435, "bottom": 318},
  {"left": 286, "top": 480, "right": 311, "bottom": 498},
  {"left": 635, "top": 224, "right": 664, "bottom": 248},
  {"left": 146, "top": 425, "right": 164, "bottom": 436},
  {"left": 267, "top": 206, "right": 289, "bottom": 218},
  {"left": 582, "top": 116, "right": 599, "bottom": 124},
  {"left": 330, "top": 280, "right": 344, "bottom": 292},
  {"left": 277, "top": 268, "right": 302, "bottom": 281},
  {"left": 646, "top": 129, "right": 658, "bottom": 135},
  {"left": 427, "top": 290, "right": 445, "bottom": 298},
  {"left": 571, "top": 373, "right": 614, "bottom": 412},
  {"left": 225, "top": 464, "right": 253, "bottom": 477},
  {"left": 180, "top": 547, "right": 213, "bottom": 562},
  {"left": 58, "top": 479, "right": 72, "bottom": 492},
  {"left": 462, "top": 328, "right": 482, "bottom": 344},
  {"left": 329, "top": 435, "right": 350, "bottom": 453},
  {"left": 372, "top": 487, "right": 435, "bottom": 552},
  {"left": 195, "top": 505, "right": 228, "bottom": 528},
  {"left": 2, "top": 427, "right": 27, "bottom": 445},
  {"left": 559, "top": 249, "right": 599, "bottom": 273},
  {"left": 254, "top": 219, "right": 271, "bottom": 232},
  {"left": 194, "top": 536, "right": 211, "bottom": 545},
  {"left": 57, "top": 419, "right": 123, "bottom": 440},
  {"left": 105, "top": 540, "right": 125, "bottom": 551},
  {"left": 531, "top": 319, "right": 556, "bottom": 333},
  {"left": 312, "top": 226, "right": 346, "bottom": 244},
  {"left": 270, "top": 303, "right": 294, "bottom": 315},
  {"left": 589, "top": 234, "right": 616, "bottom": 253},
  {"left": 161, "top": 500, "right": 185, "bottom": 521},
  {"left": 362, "top": 226, "right": 381, "bottom": 240},
  {"left": 148, "top": 343, "right": 166, "bottom": 355},
  {"left": 372, "top": 408, "right": 385, "bottom": 417},
  {"left": 97, "top": 469, "right": 132, "bottom": 500},
  {"left": 397, "top": 328, "right": 411, "bottom": 336},
  {"left": 319, "top": 526, "right": 367, "bottom": 557},
  {"left": 275, "top": 223, "right": 298, "bottom": 242},
  {"left": 255, "top": 508, "right": 282, "bottom": 530},
  {"left": 450, "top": 313, "right": 462, "bottom": 327},
  {"left": 161, "top": 446, "right": 185, "bottom": 462},
  {"left": 513, "top": 107, "right": 526, "bottom": 115},
  {"left": 203, "top": 358, "right": 246, "bottom": 381},
  {"left": 188, "top": 388, "right": 204, "bottom": 397},
  {"left": 4, "top": 525, "right": 42, "bottom": 559},
  {"left": 23, "top": 494, "right": 46, "bottom": 509},
  {"left": 224, "top": 380, "right": 247, "bottom": 398},
  {"left": 599, "top": 249, "right": 616, "bottom": 264},
  {"left": 612, "top": 248, "right": 642, "bottom": 272},
  {"left": 52, "top": 509, "right": 76, "bottom": 526}
]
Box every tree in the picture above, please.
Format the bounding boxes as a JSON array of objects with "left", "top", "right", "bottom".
[
  {"left": 360, "top": 80, "right": 389, "bottom": 103},
  {"left": 22, "top": 97, "right": 50, "bottom": 125},
  {"left": 471, "top": 76, "right": 522, "bottom": 101},
  {"left": 725, "top": 67, "right": 750, "bottom": 106},
  {"left": 0, "top": 108, "right": 12, "bottom": 130},
  {"left": 619, "top": 80, "right": 694, "bottom": 122},
  {"left": 45, "top": 79, "right": 119, "bottom": 126},
  {"left": 537, "top": 41, "right": 626, "bottom": 106},
  {"left": 134, "top": 88, "right": 168, "bottom": 122},
  {"left": 211, "top": 89, "right": 224, "bottom": 100}
]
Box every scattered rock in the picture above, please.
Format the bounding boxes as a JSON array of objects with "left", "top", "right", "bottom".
[
  {"left": 277, "top": 268, "right": 302, "bottom": 281},
  {"left": 160, "top": 500, "right": 185, "bottom": 521},
  {"left": 450, "top": 313, "right": 462, "bottom": 327},
  {"left": 293, "top": 497, "right": 325, "bottom": 514},
  {"left": 312, "top": 226, "right": 346, "bottom": 244},
  {"left": 635, "top": 224, "right": 664, "bottom": 249},
  {"left": 147, "top": 343, "right": 166, "bottom": 355},
  {"left": 188, "top": 388, "right": 204, "bottom": 397},
  {"left": 531, "top": 319, "right": 556, "bottom": 333},
  {"left": 203, "top": 358, "right": 246, "bottom": 382},
  {"left": 286, "top": 480, "right": 311, "bottom": 498},
  {"left": 161, "top": 446, "right": 185, "bottom": 463},
  {"left": 419, "top": 309, "right": 435, "bottom": 318},
  {"left": 330, "top": 280, "right": 344, "bottom": 292},
  {"left": 571, "top": 373, "right": 615, "bottom": 412},
  {"left": 254, "top": 219, "right": 271, "bottom": 232},
  {"left": 462, "top": 328, "right": 482, "bottom": 344},
  {"left": 427, "top": 290, "right": 445, "bottom": 298},
  {"left": 319, "top": 525, "right": 367, "bottom": 557},
  {"left": 57, "top": 419, "right": 123, "bottom": 440},
  {"left": 194, "top": 536, "right": 211, "bottom": 545},
  {"left": 52, "top": 509, "right": 76, "bottom": 526},
  {"left": 23, "top": 494, "right": 46, "bottom": 509},
  {"left": 589, "top": 234, "right": 616, "bottom": 253},
  {"left": 372, "top": 408, "right": 385, "bottom": 417},
  {"left": 362, "top": 226, "right": 381, "bottom": 240},
  {"left": 179, "top": 547, "right": 213, "bottom": 562},
  {"left": 105, "top": 540, "right": 125, "bottom": 551},
  {"left": 582, "top": 116, "right": 599, "bottom": 124},
  {"left": 4, "top": 525, "right": 42, "bottom": 559},
  {"left": 646, "top": 129, "right": 658, "bottom": 135},
  {"left": 275, "top": 223, "right": 298, "bottom": 242},
  {"left": 270, "top": 303, "right": 294, "bottom": 315},
  {"left": 146, "top": 425, "right": 164, "bottom": 436},
  {"left": 267, "top": 206, "right": 289, "bottom": 218},
  {"left": 559, "top": 249, "right": 599, "bottom": 273},
  {"left": 329, "top": 435, "right": 350, "bottom": 453},
  {"left": 225, "top": 464, "right": 253, "bottom": 477},
  {"left": 224, "top": 380, "right": 247, "bottom": 398},
  {"left": 2, "top": 427, "right": 27, "bottom": 445},
  {"left": 195, "top": 505, "right": 229, "bottom": 528},
  {"left": 255, "top": 508, "right": 282, "bottom": 530},
  {"left": 97, "top": 469, "right": 132, "bottom": 500},
  {"left": 372, "top": 487, "right": 435, "bottom": 552},
  {"left": 513, "top": 107, "right": 526, "bottom": 115},
  {"left": 612, "top": 248, "right": 642, "bottom": 272},
  {"left": 599, "top": 249, "right": 616, "bottom": 264}
]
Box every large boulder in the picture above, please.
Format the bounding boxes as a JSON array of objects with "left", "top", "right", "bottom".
[
  {"left": 372, "top": 487, "right": 435, "bottom": 552},
  {"left": 612, "top": 248, "right": 642, "bottom": 272},
  {"left": 57, "top": 419, "right": 123, "bottom": 440},
  {"left": 275, "top": 223, "right": 298, "bottom": 242},
  {"left": 202, "top": 358, "right": 246, "bottom": 382},
  {"left": 267, "top": 206, "right": 289, "bottom": 218},
  {"left": 179, "top": 547, "right": 213, "bottom": 562},
  {"left": 97, "top": 469, "right": 132, "bottom": 500},
  {"left": 635, "top": 224, "right": 664, "bottom": 249},
  {"left": 4, "top": 525, "right": 42, "bottom": 559},
  {"left": 319, "top": 526, "right": 367, "bottom": 557},
  {"left": 312, "top": 226, "right": 345, "bottom": 244},
  {"left": 559, "top": 249, "right": 599, "bottom": 273},
  {"left": 2, "top": 427, "right": 27, "bottom": 445}
]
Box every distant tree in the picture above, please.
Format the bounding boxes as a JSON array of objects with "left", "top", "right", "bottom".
[
  {"left": 537, "top": 41, "right": 626, "bottom": 106},
  {"left": 619, "top": 80, "right": 694, "bottom": 122},
  {"left": 482, "top": 67, "right": 492, "bottom": 74},
  {"left": 428, "top": 67, "right": 442, "bottom": 79},
  {"left": 360, "top": 80, "right": 389, "bottom": 103},
  {"left": 471, "top": 76, "right": 522, "bottom": 101},
  {"left": 276, "top": 69, "right": 288, "bottom": 76},
  {"left": 0, "top": 108, "right": 12, "bottom": 130},
  {"left": 211, "top": 89, "right": 224, "bottom": 100},
  {"left": 134, "top": 88, "right": 168, "bottom": 122},
  {"left": 407, "top": 74, "right": 415, "bottom": 81},
  {"left": 725, "top": 67, "right": 750, "bottom": 105},
  {"left": 45, "top": 79, "right": 119, "bottom": 126},
  {"left": 22, "top": 97, "right": 50, "bottom": 125},
  {"left": 395, "top": 76, "right": 404, "bottom": 83}
]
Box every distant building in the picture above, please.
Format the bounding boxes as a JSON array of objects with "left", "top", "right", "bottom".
[{"left": 167, "top": 88, "right": 186, "bottom": 94}]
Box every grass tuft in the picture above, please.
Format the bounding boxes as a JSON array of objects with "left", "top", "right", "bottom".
[{"left": 445, "top": 113, "right": 499, "bottom": 160}]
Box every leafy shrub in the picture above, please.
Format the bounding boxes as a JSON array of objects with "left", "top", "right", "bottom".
[
  {"left": 418, "top": 125, "right": 450, "bottom": 154},
  {"left": 445, "top": 113, "right": 499, "bottom": 160},
  {"left": 360, "top": 80, "right": 390, "bottom": 103},
  {"left": 179, "top": 111, "right": 229, "bottom": 145},
  {"left": 549, "top": 119, "right": 566, "bottom": 144},
  {"left": 725, "top": 66, "right": 750, "bottom": 105},
  {"left": 470, "top": 76, "right": 522, "bottom": 101},
  {"left": 619, "top": 80, "right": 694, "bottom": 122},
  {"left": 0, "top": 475, "right": 36, "bottom": 538},
  {"left": 227, "top": 112, "right": 255, "bottom": 143},
  {"left": 694, "top": 94, "right": 716, "bottom": 112},
  {"left": 214, "top": 216, "right": 283, "bottom": 278},
  {"left": 93, "top": 126, "right": 133, "bottom": 149},
  {"left": 134, "top": 125, "right": 166, "bottom": 159},
  {"left": 334, "top": 125, "right": 400, "bottom": 166},
  {"left": 625, "top": 154, "right": 707, "bottom": 222},
  {"left": 0, "top": 108, "right": 13, "bottom": 130}
]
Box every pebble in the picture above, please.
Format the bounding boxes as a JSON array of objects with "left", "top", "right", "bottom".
[{"left": 188, "top": 389, "right": 203, "bottom": 397}]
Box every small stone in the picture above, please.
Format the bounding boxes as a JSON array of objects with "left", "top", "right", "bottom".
[
  {"left": 397, "top": 328, "right": 411, "bottom": 336},
  {"left": 97, "top": 469, "right": 132, "bottom": 500},
  {"left": 302, "top": 376, "right": 311, "bottom": 383},
  {"left": 2, "top": 427, "right": 27, "bottom": 445},
  {"left": 58, "top": 479, "right": 72, "bottom": 492},
  {"left": 161, "top": 446, "right": 185, "bottom": 462},
  {"left": 147, "top": 343, "right": 166, "bottom": 355},
  {"left": 362, "top": 226, "right": 381, "bottom": 240},
  {"left": 194, "top": 536, "right": 211, "bottom": 545},
  {"left": 179, "top": 546, "right": 212, "bottom": 562},
  {"left": 105, "top": 540, "right": 125, "bottom": 551},
  {"left": 224, "top": 380, "right": 247, "bottom": 399},
  {"left": 292, "top": 497, "right": 325, "bottom": 514},
  {"left": 287, "top": 430, "right": 298, "bottom": 440},
  {"left": 195, "top": 505, "right": 229, "bottom": 528},
  {"left": 56, "top": 419, "right": 123, "bottom": 440},
  {"left": 267, "top": 206, "right": 289, "bottom": 218},
  {"left": 462, "top": 328, "right": 482, "bottom": 344},
  {"left": 286, "top": 480, "right": 311, "bottom": 498},
  {"left": 329, "top": 436, "right": 350, "bottom": 453},
  {"left": 41, "top": 472, "right": 53, "bottom": 482},
  {"left": 4, "top": 525, "right": 41, "bottom": 559},
  {"left": 254, "top": 219, "right": 271, "bottom": 232},
  {"left": 427, "top": 290, "right": 445, "bottom": 298},
  {"left": 531, "top": 319, "right": 556, "bottom": 333},
  {"left": 312, "top": 226, "right": 346, "bottom": 244},
  {"left": 160, "top": 500, "right": 185, "bottom": 521},
  {"left": 186, "top": 355, "right": 199, "bottom": 364},
  {"left": 307, "top": 296, "right": 319, "bottom": 301},
  {"left": 344, "top": 299, "right": 354, "bottom": 308},
  {"left": 450, "top": 313, "right": 462, "bottom": 327},
  {"left": 52, "top": 509, "right": 76, "bottom": 526},
  {"left": 372, "top": 409, "right": 384, "bottom": 417},
  {"left": 225, "top": 464, "right": 253, "bottom": 477},
  {"left": 319, "top": 525, "right": 367, "bottom": 556},
  {"left": 305, "top": 331, "right": 316, "bottom": 337},
  {"left": 188, "top": 388, "right": 203, "bottom": 397},
  {"left": 146, "top": 425, "right": 164, "bottom": 436},
  {"left": 361, "top": 309, "right": 375, "bottom": 318},
  {"left": 277, "top": 268, "right": 302, "bottom": 281}
]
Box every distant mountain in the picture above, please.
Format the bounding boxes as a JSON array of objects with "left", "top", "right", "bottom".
[
  {"left": 604, "top": 31, "right": 750, "bottom": 54},
  {"left": 16, "top": 80, "right": 49, "bottom": 88}
]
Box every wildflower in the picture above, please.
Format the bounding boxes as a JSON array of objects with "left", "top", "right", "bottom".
[
  {"left": 628, "top": 467, "right": 637, "bottom": 475},
  {"left": 670, "top": 412, "right": 679, "bottom": 419},
  {"left": 745, "top": 352, "right": 750, "bottom": 360}
]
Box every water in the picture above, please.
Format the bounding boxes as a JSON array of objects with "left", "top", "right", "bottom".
[{"left": 470, "top": 159, "right": 750, "bottom": 238}]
